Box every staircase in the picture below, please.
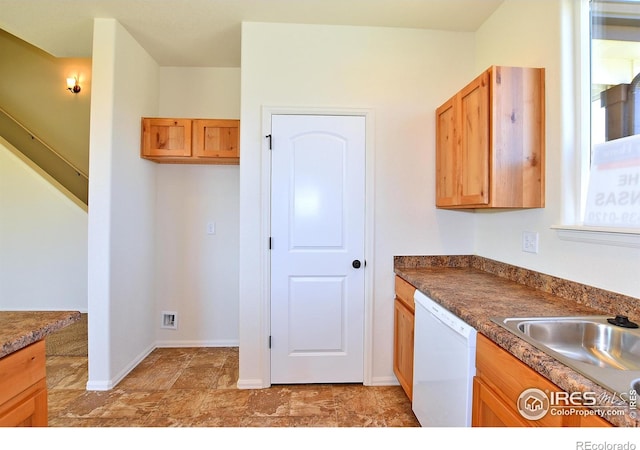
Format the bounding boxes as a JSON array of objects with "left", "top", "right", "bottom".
[{"left": 0, "top": 106, "right": 88, "bottom": 206}]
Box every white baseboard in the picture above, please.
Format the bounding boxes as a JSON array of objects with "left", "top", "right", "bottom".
[
  {"left": 367, "top": 375, "right": 401, "bottom": 386},
  {"left": 85, "top": 342, "right": 155, "bottom": 391},
  {"left": 155, "top": 339, "right": 239, "bottom": 348},
  {"left": 236, "top": 378, "right": 270, "bottom": 389}
]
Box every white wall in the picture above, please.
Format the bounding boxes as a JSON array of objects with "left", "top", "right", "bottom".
[
  {"left": 155, "top": 67, "right": 240, "bottom": 346},
  {"left": 239, "top": 22, "right": 477, "bottom": 387},
  {"left": 87, "top": 19, "right": 159, "bottom": 389},
  {"left": 0, "top": 138, "right": 87, "bottom": 311},
  {"left": 88, "top": 26, "right": 241, "bottom": 387},
  {"left": 474, "top": 0, "right": 640, "bottom": 299}
]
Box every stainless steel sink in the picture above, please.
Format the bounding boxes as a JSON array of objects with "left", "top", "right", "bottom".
[{"left": 491, "top": 315, "right": 640, "bottom": 396}]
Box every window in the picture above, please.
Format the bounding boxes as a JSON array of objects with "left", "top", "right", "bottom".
[{"left": 584, "top": 0, "right": 640, "bottom": 230}]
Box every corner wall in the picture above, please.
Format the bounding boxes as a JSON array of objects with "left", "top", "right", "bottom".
[
  {"left": 474, "top": 0, "right": 640, "bottom": 298},
  {"left": 155, "top": 67, "right": 240, "bottom": 347},
  {"left": 87, "top": 18, "right": 159, "bottom": 389}
]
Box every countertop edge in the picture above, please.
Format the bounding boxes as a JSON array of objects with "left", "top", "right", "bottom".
[{"left": 0, "top": 311, "right": 82, "bottom": 359}]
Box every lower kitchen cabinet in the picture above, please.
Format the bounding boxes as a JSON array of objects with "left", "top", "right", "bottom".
[
  {"left": 473, "top": 376, "right": 530, "bottom": 426},
  {"left": 393, "top": 276, "right": 415, "bottom": 400},
  {"left": 0, "top": 340, "right": 48, "bottom": 427},
  {"left": 473, "top": 334, "right": 612, "bottom": 427}
]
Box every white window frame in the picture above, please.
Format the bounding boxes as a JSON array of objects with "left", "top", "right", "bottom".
[{"left": 554, "top": 0, "right": 640, "bottom": 248}]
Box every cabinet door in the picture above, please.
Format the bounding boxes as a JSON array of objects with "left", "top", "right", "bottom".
[
  {"left": 393, "top": 298, "right": 414, "bottom": 400},
  {"left": 0, "top": 382, "right": 47, "bottom": 427},
  {"left": 472, "top": 377, "right": 530, "bottom": 427},
  {"left": 192, "top": 119, "right": 239, "bottom": 159},
  {"left": 142, "top": 118, "right": 192, "bottom": 157},
  {"left": 490, "top": 66, "right": 545, "bottom": 208},
  {"left": 0, "top": 341, "right": 47, "bottom": 427},
  {"left": 458, "top": 71, "right": 490, "bottom": 206},
  {"left": 435, "top": 96, "right": 459, "bottom": 207}
]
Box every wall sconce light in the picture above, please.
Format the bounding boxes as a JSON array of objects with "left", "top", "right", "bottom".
[{"left": 66, "top": 77, "right": 81, "bottom": 94}]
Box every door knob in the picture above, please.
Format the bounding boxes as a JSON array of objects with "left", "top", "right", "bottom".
[{"left": 352, "top": 260, "right": 362, "bottom": 269}]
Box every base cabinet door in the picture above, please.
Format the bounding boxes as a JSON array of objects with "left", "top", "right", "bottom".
[
  {"left": 473, "top": 334, "right": 613, "bottom": 428},
  {"left": 393, "top": 276, "right": 415, "bottom": 400},
  {"left": 393, "top": 298, "right": 414, "bottom": 400},
  {"left": 0, "top": 382, "right": 47, "bottom": 427},
  {"left": 472, "top": 377, "right": 529, "bottom": 427},
  {"left": 0, "top": 340, "right": 48, "bottom": 427}
]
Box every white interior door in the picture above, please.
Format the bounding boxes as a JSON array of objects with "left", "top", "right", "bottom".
[{"left": 270, "top": 114, "right": 365, "bottom": 384}]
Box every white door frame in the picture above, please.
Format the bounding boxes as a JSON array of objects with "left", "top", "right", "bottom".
[{"left": 260, "top": 106, "right": 375, "bottom": 387}]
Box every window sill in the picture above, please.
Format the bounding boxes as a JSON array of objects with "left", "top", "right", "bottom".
[{"left": 552, "top": 225, "right": 640, "bottom": 248}]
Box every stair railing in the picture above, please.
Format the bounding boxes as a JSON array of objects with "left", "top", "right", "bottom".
[{"left": 0, "top": 105, "right": 88, "bottom": 205}]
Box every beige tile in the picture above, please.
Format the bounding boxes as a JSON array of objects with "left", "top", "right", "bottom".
[
  {"left": 117, "top": 363, "right": 182, "bottom": 390},
  {"left": 336, "top": 412, "right": 391, "bottom": 427},
  {"left": 47, "top": 389, "right": 87, "bottom": 416},
  {"left": 150, "top": 389, "right": 209, "bottom": 419},
  {"left": 290, "top": 415, "right": 338, "bottom": 427},
  {"left": 215, "top": 366, "right": 239, "bottom": 389},
  {"left": 46, "top": 347, "right": 419, "bottom": 428},
  {"left": 331, "top": 384, "right": 380, "bottom": 415},
  {"left": 56, "top": 389, "right": 125, "bottom": 418},
  {"left": 198, "top": 388, "right": 251, "bottom": 417},
  {"left": 189, "top": 347, "right": 235, "bottom": 368},
  {"left": 172, "top": 367, "right": 220, "bottom": 389},
  {"left": 99, "top": 390, "right": 168, "bottom": 419},
  {"left": 289, "top": 385, "right": 336, "bottom": 417},
  {"left": 246, "top": 386, "right": 292, "bottom": 417},
  {"left": 46, "top": 356, "right": 88, "bottom": 390}
]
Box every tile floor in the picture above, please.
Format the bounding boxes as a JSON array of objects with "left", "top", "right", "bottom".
[{"left": 46, "top": 347, "right": 420, "bottom": 427}]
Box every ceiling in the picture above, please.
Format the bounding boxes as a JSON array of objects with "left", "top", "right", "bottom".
[{"left": 0, "top": 0, "right": 503, "bottom": 67}]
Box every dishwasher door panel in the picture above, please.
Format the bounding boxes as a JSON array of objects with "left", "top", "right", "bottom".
[{"left": 412, "top": 296, "right": 476, "bottom": 427}]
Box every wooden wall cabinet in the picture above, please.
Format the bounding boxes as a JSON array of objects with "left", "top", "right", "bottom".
[
  {"left": 393, "top": 276, "right": 416, "bottom": 400},
  {"left": 0, "top": 340, "right": 47, "bottom": 427},
  {"left": 142, "top": 118, "right": 239, "bottom": 164},
  {"left": 473, "top": 334, "right": 612, "bottom": 427},
  {"left": 435, "top": 66, "right": 545, "bottom": 209}
]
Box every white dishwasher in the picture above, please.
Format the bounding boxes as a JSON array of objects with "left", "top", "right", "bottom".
[{"left": 412, "top": 290, "right": 477, "bottom": 427}]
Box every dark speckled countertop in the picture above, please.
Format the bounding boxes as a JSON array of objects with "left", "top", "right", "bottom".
[
  {"left": 394, "top": 255, "right": 640, "bottom": 427},
  {"left": 0, "top": 311, "right": 81, "bottom": 358}
]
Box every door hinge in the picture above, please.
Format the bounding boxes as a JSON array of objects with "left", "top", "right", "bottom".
[
  {"left": 265, "top": 134, "right": 272, "bottom": 150},
  {"left": 268, "top": 335, "right": 272, "bottom": 348},
  {"left": 269, "top": 237, "right": 272, "bottom": 249}
]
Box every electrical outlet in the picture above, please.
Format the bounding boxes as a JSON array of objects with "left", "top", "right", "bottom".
[
  {"left": 161, "top": 311, "right": 178, "bottom": 329},
  {"left": 207, "top": 222, "right": 216, "bottom": 235},
  {"left": 522, "top": 231, "right": 539, "bottom": 254}
]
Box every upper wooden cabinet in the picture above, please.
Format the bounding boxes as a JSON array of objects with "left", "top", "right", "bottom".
[
  {"left": 435, "top": 66, "right": 545, "bottom": 208},
  {"left": 141, "top": 118, "right": 239, "bottom": 164}
]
